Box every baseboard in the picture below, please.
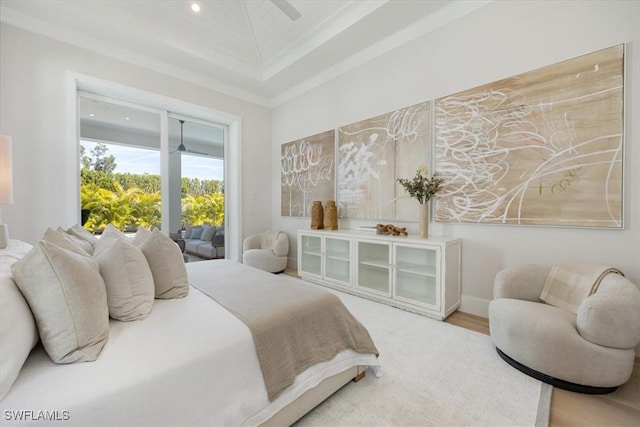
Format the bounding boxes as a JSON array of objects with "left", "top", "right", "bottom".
[{"left": 459, "top": 295, "right": 490, "bottom": 318}]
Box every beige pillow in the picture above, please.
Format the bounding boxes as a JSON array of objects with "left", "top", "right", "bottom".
[
  {"left": 132, "top": 226, "right": 151, "bottom": 246},
  {"left": 42, "top": 228, "right": 91, "bottom": 256},
  {"left": 137, "top": 230, "right": 189, "bottom": 299},
  {"left": 540, "top": 263, "right": 623, "bottom": 314},
  {"left": 92, "top": 233, "right": 121, "bottom": 257},
  {"left": 95, "top": 238, "right": 154, "bottom": 321},
  {"left": 200, "top": 225, "right": 216, "bottom": 242},
  {"left": 58, "top": 226, "right": 94, "bottom": 254},
  {"left": 10, "top": 241, "right": 109, "bottom": 364},
  {"left": 102, "top": 223, "right": 129, "bottom": 240},
  {"left": 67, "top": 224, "right": 99, "bottom": 247}
]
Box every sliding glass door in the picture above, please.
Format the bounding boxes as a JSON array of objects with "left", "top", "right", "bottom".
[
  {"left": 78, "top": 94, "right": 226, "bottom": 241},
  {"left": 168, "top": 115, "right": 225, "bottom": 230},
  {"left": 79, "top": 95, "right": 162, "bottom": 232}
]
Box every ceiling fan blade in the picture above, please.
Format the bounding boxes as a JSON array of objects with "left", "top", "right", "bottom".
[
  {"left": 170, "top": 119, "right": 188, "bottom": 154},
  {"left": 186, "top": 148, "right": 209, "bottom": 156},
  {"left": 270, "top": 0, "right": 301, "bottom": 21},
  {"left": 172, "top": 120, "right": 209, "bottom": 156}
]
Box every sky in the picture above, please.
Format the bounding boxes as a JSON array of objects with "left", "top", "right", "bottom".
[{"left": 81, "top": 140, "right": 224, "bottom": 181}]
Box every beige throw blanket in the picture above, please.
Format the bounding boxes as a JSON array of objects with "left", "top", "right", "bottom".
[
  {"left": 189, "top": 260, "right": 379, "bottom": 401},
  {"left": 540, "top": 263, "right": 624, "bottom": 314}
]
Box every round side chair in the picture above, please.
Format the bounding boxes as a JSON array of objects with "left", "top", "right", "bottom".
[
  {"left": 242, "top": 231, "right": 289, "bottom": 274},
  {"left": 489, "top": 263, "right": 640, "bottom": 394}
]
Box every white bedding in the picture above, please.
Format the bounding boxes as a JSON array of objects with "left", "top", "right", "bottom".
[{"left": 0, "top": 259, "right": 378, "bottom": 426}]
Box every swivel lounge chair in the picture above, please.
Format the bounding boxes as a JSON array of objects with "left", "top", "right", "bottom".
[
  {"left": 489, "top": 263, "right": 640, "bottom": 394},
  {"left": 242, "top": 231, "right": 289, "bottom": 273}
]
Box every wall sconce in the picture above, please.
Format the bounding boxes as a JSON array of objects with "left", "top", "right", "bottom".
[{"left": 0, "top": 134, "right": 14, "bottom": 249}]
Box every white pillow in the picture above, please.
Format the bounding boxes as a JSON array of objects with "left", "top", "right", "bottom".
[
  {"left": 42, "top": 228, "right": 91, "bottom": 256},
  {"left": 137, "top": 230, "right": 189, "bottom": 299},
  {"left": 67, "top": 224, "right": 99, "bottom": 247},
  {"left": 0, "top": 241, "right": 38, "bottom": 401},
  {"left": 11, "top": 241, "right": 109, "bottom": 364},
  {"left": 95, "top": 238, "right": 155, "bottom": 321}
]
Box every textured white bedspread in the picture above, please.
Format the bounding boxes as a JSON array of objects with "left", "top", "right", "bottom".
[{"left": 1, "top": 259, "right": 377, "bottom": 426}]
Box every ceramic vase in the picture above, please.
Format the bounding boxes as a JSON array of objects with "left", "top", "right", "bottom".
[
  {"left": 325, "top": 200, "right": 338, "bottom": 230},
  {"left": 419, "top": 203, "right": 429, "bottom": 238},
  {"left": 311, "top": 201, "right": 324, "bottom": 229}
]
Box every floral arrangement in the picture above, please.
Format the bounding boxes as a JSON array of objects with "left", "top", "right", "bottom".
[{"left": 397, "top": 165, "right": 445, "bottom": 204}]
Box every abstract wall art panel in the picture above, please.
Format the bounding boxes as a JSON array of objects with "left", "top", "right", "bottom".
[
  {"left": 337, "top": 102, "right": 431, "bottom": 220},
  {"left": 281, "top": 130, "right": 335, "bottom": 217},
  {"left": 434, "top": 44, "right": 624, "bottom": 228}
]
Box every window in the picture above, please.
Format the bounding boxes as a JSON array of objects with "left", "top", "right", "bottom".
[{"left": 79, "top": 95, "right": 226, "bottom": 236}]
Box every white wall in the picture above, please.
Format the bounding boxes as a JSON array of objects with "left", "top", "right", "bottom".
[
  {"left": 271, "top": 0, "right": 640, "bottom": 316},
  {"left": 0, "top": 23, "right": 273, "bottom": 258}
]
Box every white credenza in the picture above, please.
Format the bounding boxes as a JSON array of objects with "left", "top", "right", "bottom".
[{"left": 297, "top": 229, "right": 461, "bottom": 320}]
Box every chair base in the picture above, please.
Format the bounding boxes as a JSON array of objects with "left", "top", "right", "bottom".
[{"left": 495, "top": 348, "right": 618, "bottom": 395}]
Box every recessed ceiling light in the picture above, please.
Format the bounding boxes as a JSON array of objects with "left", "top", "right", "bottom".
[
  {"left": 191, "top": 3, "right": 200, "bottom": 13},
  {"left": 88, "top": 113, "right": 95, "bottom": 117},
  {"left": 125, "top": 117, "right": 130, "bottom": 121}
]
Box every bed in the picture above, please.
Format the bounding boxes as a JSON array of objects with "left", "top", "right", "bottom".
[{"left": 0, "top": 238, "right": 380, "bottom": 426}]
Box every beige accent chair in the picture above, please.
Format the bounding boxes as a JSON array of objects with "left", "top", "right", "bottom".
[
  {"left": 489, "top": 264, "right": 640, "bottom": 394},
  {"left": 242, "top": 231, "right": 289, "bottom": 273}
]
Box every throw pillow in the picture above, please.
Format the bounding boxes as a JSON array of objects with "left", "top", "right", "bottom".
[
  {"left": 540, "top": 263, "right": 624, "bottom": 314},
  {"left": 102, "top": 223, "right": 129, "bottom": 240},
  {"left": 58, "top": 226, "right": 94, "bottom": 254},
  {"left": 137, "top": 230, "right": 189, "bottom": 299},
  {"left": 200, "top": 225, "right": 216, "bottom": 242},
  {"left": 94, "top": 238, "right": 154, "bottom": 321},
  {"left": 92, "top": 233, "right": 121, "bottom": 257},
  {"left": 42, "top": 228, "right": 91, "bottom": 256},
  {"left": 0, "top": 241, "right": 39, "bottom": 401},
  {"left": 132, "top": 226, "right": 151, "bottom": 247},
  {"left": 66, "top": 224, "right": 99, "bottom": 247},
  {"left": 11, "top": 241, "right": 109, "bottom": 364},
  {"left": 190, "top": 227, "right": 204, "bottom": 240}
]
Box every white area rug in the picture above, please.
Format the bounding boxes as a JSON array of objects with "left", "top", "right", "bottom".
[{"left": 297, "top": 289, "right": 551, "bottom": 427}]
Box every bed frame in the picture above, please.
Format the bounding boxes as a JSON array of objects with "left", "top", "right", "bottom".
[{"left": 262, "top": 366, "right": 365, "bottom": 426}]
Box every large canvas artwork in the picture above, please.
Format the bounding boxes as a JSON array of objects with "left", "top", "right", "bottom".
[
  {"left": 434, "top": 44, "right": 624, "bottom": 228},
  {"left": 337, "top": 102, "right": 430, "bottom": 220},
  {"left": 281, "top": 130, "right": 335, "bottom": 217}
]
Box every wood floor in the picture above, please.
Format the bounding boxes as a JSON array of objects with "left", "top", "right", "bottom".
[{"left": 446, "top": 311, "right": 640, "bottom": 427}]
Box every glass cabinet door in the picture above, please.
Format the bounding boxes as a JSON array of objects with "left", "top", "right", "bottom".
[
  {"left": 300, "top": 234, "right": 322, "bottom": 277},
  {"left": 356, "top": 240, "right": 391, "bottom": 296},
  {"left": 325, "top": 237, "right": 351, "bottom": 286},
  {"left": 393, "top": 244, "right": 439, "bottom": 308}
]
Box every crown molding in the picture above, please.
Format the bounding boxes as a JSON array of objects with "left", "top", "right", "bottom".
[
  {"left": 270, "top": 0, "right": 493, "bottom": 107},
  {"left": 1, "top": 1, "right": 493, "bottom": 109}
]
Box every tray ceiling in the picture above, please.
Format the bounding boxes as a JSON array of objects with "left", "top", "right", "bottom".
[{"left": 0, "top": 0, "right": 491, "bottom": 106}]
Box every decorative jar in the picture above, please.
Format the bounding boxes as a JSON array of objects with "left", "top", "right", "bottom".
[
  {"left": 325, "top": 200, "right": 338, "bottom": 230},
  {"left": 311, "top": 201, "right": 324, "bottom": 229}
]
